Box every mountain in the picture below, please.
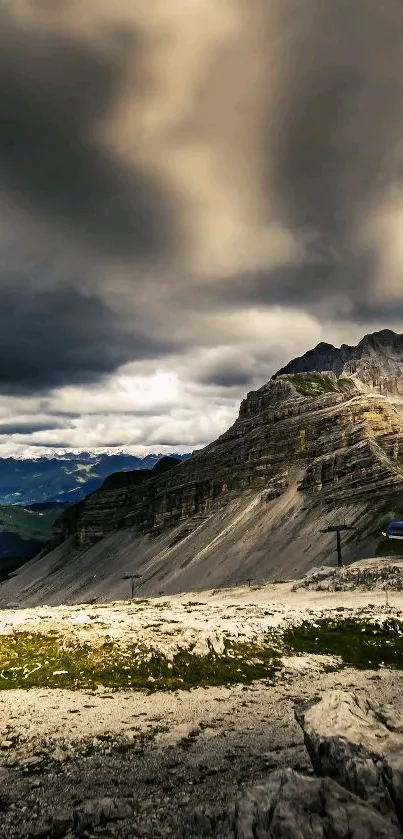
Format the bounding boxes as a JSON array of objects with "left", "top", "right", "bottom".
[
  {"left": 100, "top": 456, "right": 182, "bottom": 492},
  {"left": 0, "top": 504, "right": 65, "bottom": 584},
  {"left": 0, "top": 452, "right": 192, "bottom": 506},
  {"left": 4, "top": 329, "right": 403, "bottom": 607},
  {"left": 274, "top": 329, "right": 403, "bottom": 397}
]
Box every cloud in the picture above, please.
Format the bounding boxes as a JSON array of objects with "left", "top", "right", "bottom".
[
  {"left": 0, "top": 281, "right": 173, "bottom": 393},
  {"left": 0, "top": 3, "right": 176, "bottom": 260},
  {"left": 0, "top": 307, "right": 366, "bottom": 457},
  {"left": 0, "top": 1, "right": 403, "bottom": 453},
  {"left": 0, "top": 420, "right": 61, "bottom": 436}
]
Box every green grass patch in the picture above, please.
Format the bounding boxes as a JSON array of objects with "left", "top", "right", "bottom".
[
  {"left": 284, "top": 617, "right": 403, "bottom": 670},
  {"left": 0, "top": 505, "right": 60, "bottom": 541},
  {"left": 0, "top": 633, "right": 282, "bottom": 691},
  {"left": 284, "top": 373, "right": 355, "bottom": 398},
  {"left": 3, "top": 617, "right": 403, "bottom": 691}
]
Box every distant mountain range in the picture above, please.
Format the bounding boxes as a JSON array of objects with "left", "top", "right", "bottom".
[
  {"left": 0, "top": 452, "right": 192, "bottom": 506},
  {"left": 0, "top": 452, "right": 192, "bottom": 580}
]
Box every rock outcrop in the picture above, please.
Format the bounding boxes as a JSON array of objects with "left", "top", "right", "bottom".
[
  {"left": 229, "top": 768, "right": 401, "bottom": 838},
  {"left": 275, "top": 328, "right": 403, "bottom": 398},
  {"left": 91, "top": 455, "right": 181, "bottom": 492},
  {"left": 293, "top": 559, "right": 403, "bottom": 591},
  {"left": 195, "top": 690, "right": 403, "bottom": 837},
  {"left": 296, "top": 690, "right": 403, "bottom": 829}
]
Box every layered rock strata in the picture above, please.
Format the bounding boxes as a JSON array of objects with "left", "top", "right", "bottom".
[{"left": 53, "top": 368, "right": 403, "bottom": 547}]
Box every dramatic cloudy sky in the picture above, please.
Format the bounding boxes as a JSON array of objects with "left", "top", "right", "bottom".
[{"left": 1, "top": 0, "right": 403, "bottom": 457}]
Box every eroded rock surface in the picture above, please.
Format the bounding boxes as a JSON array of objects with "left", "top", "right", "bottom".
[
  {"left": 296, "top": 690, "right": 403, "bottom": 828},
  {"left": 229, "top": 768, "right": 401, "bottom": 839},
  {"left": 293, "top": 561, "right": 403, "bottom": 592}
]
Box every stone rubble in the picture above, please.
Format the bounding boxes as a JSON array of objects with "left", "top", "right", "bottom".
[
  {"left": 1, "top": 686, "right": 403, "bottom": 838},
  {"left": 293, "top": 562, "right": 403, "bottom": 592}
]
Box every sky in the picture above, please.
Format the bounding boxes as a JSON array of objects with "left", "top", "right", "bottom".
[{"left": 1, "top": 0, "right": 403, "bottom": 458}]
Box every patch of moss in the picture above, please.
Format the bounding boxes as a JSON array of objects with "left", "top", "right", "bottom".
[
  {"left": 286, "top": 373, "right": 355, "bottom": 398},
  {"left": 0, "top": 632, "right": 282, "bottom": 691},
  {"left": 4, "top": 615, "right": 403, "bottom": 692},
  {"left": 284, "top": 617, "right": 403, "bottom": 670}
]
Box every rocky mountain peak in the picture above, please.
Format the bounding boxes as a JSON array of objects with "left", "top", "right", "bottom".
[
  {"left": 274, "top": 329, "right": 403, "bottom": 397},
  {"left": 361, "top": 328, "right": 398, "bottom": 344}
]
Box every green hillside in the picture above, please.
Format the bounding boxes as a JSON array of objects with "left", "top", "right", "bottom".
[{"left": 0, "top": 505, "right": 60, "bottom": 542}]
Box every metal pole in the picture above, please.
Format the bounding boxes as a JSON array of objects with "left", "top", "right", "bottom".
[
  {"left": 336, "top": 530, "right": 342, "bottom": 567},
  {"left": 320, "top": 524, "right": 355, "bottom": 570}
]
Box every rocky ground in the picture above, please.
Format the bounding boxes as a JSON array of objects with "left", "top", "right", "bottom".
[
  {"left": 293, "top": 557, "right": 403, "bottom": 592},
  {"left": 1, "top": 571, "right": 401, "bottom": 658},
  {"left": 1, "top": 571, "right": 403, "bottom": 838}
]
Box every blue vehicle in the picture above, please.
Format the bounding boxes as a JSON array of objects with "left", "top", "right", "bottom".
[{"left": 382, "top": 521, "right": 403, "bottom": 540}]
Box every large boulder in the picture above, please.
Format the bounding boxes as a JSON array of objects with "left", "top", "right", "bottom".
[
  {"left": 231, "top": 768, "right": 401, "bottom": 839},
  {"left": 183, "top": 691, "right": 403, "bottom": 838},
  {"left": 295, "top": 690, "right": 403, "bottom": 828}
]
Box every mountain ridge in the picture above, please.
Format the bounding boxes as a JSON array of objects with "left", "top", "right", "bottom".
[
  {"left": 3, "top": 328, "right": 403, "bottom": 606},
  {"left": 274, "top": 328, "right": 403, "bottom": 396},
  {"left": 0, "top": 452, "right": 191, "bottom": 506}
]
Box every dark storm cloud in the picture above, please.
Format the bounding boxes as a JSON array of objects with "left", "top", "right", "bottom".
[
  {"left": 0, "top": 0, "right": 403, "bottom": 408},
  {"left": 259, "top": 0, "right": 403, "bottom": 307},
  {"left": 0, "top": 421, "right": 60, "bottom": 435},
  {"left": 171, "top": 0, "right": 403, "bottom": 319},
  {"left": 0, "top": 283, "right": 173, "bottom": 394},
  {"left": 270, "top": 2, "right": 403, "bottom": 224},
  {"left": 201, "top": 255, "right": 403, "bottom": 324},
  {"left": 0, "top": 2, "right": 402, "bottom": 305},
  {"left": 196, "top": 368, "right": 254, "bottom": 390},
  {"left": 0, "top": 7, "right": 174, "bottom": 258}
]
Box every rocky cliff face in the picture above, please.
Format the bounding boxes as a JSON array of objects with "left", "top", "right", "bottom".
[
  {"left": 52, "top": 332, "right": 403, "bottom": 553},
  {"left": 275, "top": 328, "right": 403, "bottom": 396}
]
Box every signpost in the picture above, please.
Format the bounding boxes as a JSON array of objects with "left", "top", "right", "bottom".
[
  {"left": 122, "top": 573, "right": 142, "bottom": 600},
  {"left": 319, "top": 524, "right": 357, "bottom": 568}
]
